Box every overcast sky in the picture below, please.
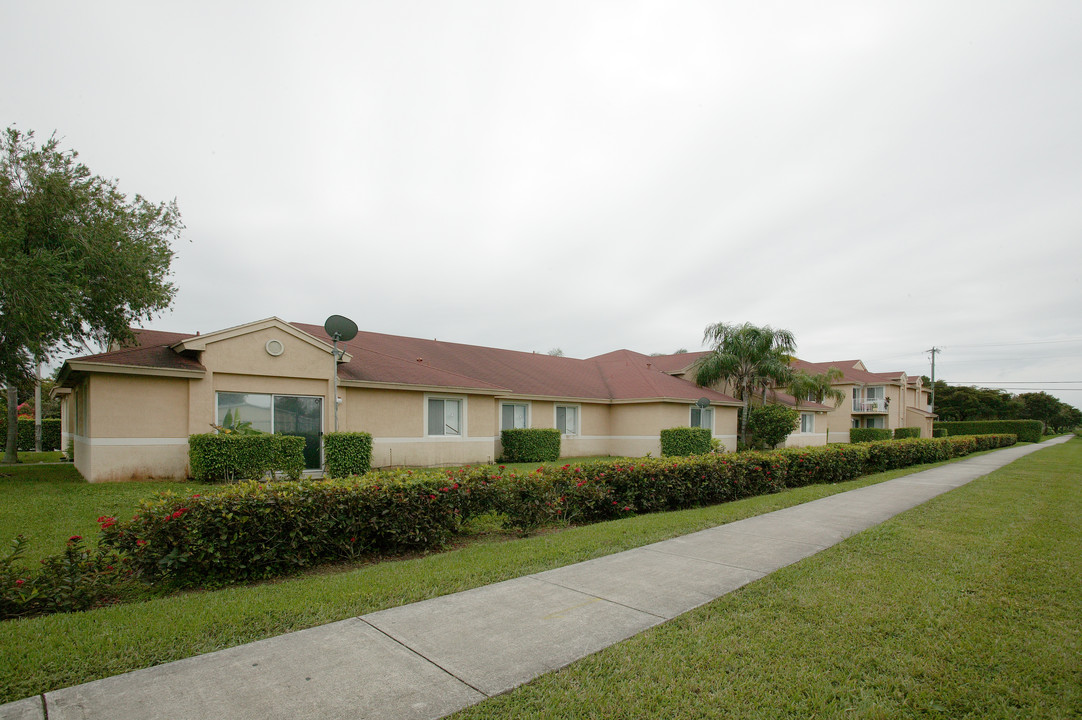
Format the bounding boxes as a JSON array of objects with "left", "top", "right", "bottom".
[{"left": 5, "top": 1, "right": 1081, "bottom": 406}]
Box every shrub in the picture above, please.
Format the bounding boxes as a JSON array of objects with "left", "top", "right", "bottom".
[
  {"left": 775, "top": 444, "right": 870, "bottom": 486},
  {"left": 500, "top": 428, "right": 560, "bottom": 462},
  {"left": 0, "top": 534, "right": 133, "bottom": 619},
  {"left": 323, "top": 432, "right": 373, "bottom": 477},
  {"left": 850, "top": 428, "right": 892, "bottom": 443},
  {"left": 934, "top": 420, "right": 1042, "bottom": 443},
  {"left": 188, "top": 433, "right": 305, "bottom": 482},
  {"left": 747, "top": 405, "right": 799, "bottom": 448},
  {"left": 660, "top": 427, "right": 713, "bottom": 456},
  {"left": 103, "top": 478, "right": 470, "bottom": 585},
  {"left": 933, "top": 428, "right": 948, "bottom": 438},
  {"left": 0, "top": 418, "right": 62, "bottom": 451},
  {"left": 864, "top": 438, "right": 952, "bottom": 471},
  {"left": 893, "top": 427, "right": 921, "bottom": 439}
]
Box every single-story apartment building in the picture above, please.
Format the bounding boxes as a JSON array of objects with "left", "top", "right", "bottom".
[{"left": 53, "top": 318, "right": 744, "bottom": 482}]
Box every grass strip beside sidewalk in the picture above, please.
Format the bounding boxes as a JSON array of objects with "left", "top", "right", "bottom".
[{"left": 452, "top": 437, "right": 1082, "bottom": 720}]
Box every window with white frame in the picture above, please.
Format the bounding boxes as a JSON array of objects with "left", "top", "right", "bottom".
[
  {"left": 501, "top": 402, "right": 529, "bottom": 431},
  {"left": 427, "top": 397, "right": 463, "bottom": 436},
  {"left": 800, "top": 412, "right": 814, "bottom": 433},
  {"left": 690, "top": 406, "right": 714, "bottom": 433},
  {"left": 555, "top": 405, "right": 579, "bottom": 436}
]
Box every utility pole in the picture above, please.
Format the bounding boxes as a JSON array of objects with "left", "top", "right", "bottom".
[
  {"left": 926, "top": 346, "right": 940, "bottom": 413},
  {"left": 34, "top": 355, "right": 42, "bottom": 453}
]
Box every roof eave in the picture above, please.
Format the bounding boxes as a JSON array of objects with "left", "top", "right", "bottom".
[{"left": 61, "top": 360, "right": 206, "bottom": 383}]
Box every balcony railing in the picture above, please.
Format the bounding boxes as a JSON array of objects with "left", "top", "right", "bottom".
[{"left": 853, "top": 398, "right": 887, "bottom": 413}]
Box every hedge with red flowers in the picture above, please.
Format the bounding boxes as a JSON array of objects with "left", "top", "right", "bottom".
[
  {"left": 99, "top": 477, "right": 495, "bottom": 585},
  {"left": 86, "top": 434, "right": 1018, "bottom": 587},
  {"left": 0, "top": 534, "right": 134, "bottom": 619}
]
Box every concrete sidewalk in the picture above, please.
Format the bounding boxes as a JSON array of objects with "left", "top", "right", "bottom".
[{"left": 2, "top": 437, "right": 1069, "bottom": 720}]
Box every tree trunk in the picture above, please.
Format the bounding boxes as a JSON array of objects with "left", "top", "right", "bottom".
[{"left": 4, "top": 386, "right": 18, "bottom": 464}]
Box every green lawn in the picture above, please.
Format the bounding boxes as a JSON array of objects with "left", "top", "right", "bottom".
[
  {"left": 451, "top": 437, "right": 1082, "bottom": 720},
  {"left": 0, "top": 464, "right": 199, "bottom": 563},
  {"left": 0, "top": 459, "right": 965, "bottom": 703},
  {"left": 0, "top": 451, "right": 63, "bottom": 464}
]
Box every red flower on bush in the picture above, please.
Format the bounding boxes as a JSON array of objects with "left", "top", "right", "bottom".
[
  {"left": 68, "top": 535, "right": 82, "bottom": 542},
  {"left": 14, "top": 579, "right": 24, "bottom": 586},
  {"left": 136, "top": 539, "right": 147, "bottom": 546},
  {"left": 98, "top": 516, "right": 117, "bottom": 529}
]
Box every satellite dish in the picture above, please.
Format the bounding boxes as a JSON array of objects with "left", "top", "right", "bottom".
[
  {"left": 324, "top": 314, "right": 358, "bottom": 342},
  {"left": 696, "top": 397, "right": 711, "bottom": 409}
]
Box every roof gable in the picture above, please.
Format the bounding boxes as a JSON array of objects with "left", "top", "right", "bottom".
[{"left": 172, "top": 317, "right": 351, "bottom": 362}]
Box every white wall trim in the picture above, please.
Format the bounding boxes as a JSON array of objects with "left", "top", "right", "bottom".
[
  {"left": 75, "top": 436, "right": 189, "bottom": 447},
  {"left": 572, "top": 434, "right": 738, "bottom": 442},
  {"left": 374, "top": 436, "right": 496, "bottom": 444}
]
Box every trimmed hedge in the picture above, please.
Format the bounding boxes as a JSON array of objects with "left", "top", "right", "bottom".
[
  {"left": 0, "top": 418, "right": 61, "bottom": 451},
  {"left": 104, "top": 434, "right": 1018, "bottom": 585},
  {"left": 933, "top": 428, "right": 948, "bottom": 438},
  {"left": 500, "top": 428, "right": 561, "bottom": 462},
  {"left": 188, "top": 433, "right": 305, "bottom": 482},
  {"left": 850, "top": 428, "right": 892, "bottom": 443},
  {"left": 324, "top": 432, "right": 373, "bottom": 477},
  {"left": 660, "top": 427, "right": 713, "bottom": 456},
  {"left": 934, "top": 420, "right": 1042, "bottom": 443},
  {"left": 102, "top": 478, "right": 468, "bottom": 585},
  {"left": 893, "top": 427, "right": 921, "bottom": 439}
]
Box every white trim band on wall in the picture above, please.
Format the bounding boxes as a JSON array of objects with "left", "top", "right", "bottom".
[
  {"left": 374, "top": 436, "right": 497, "bottom": 444},
  {"left": 74, "top": 436, "right": 190, "bottom": 447}
]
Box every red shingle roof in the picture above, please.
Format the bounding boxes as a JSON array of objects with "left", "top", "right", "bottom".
[
  {"left": 63, "top": 321, "right": 741, "bottom": 404},
  {"left": 72, "top": 329, "right": 204, "bottom": 373},
  {"left": 791, "top": 359, "right": 906, "bottom": 385}
]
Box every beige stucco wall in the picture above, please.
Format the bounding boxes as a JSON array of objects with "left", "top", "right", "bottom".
[
  {"left": 779, "top": 410, "right": 829, "bottom": 448},
  {"left": 341, "top": 387, "right": 424, "bottom": 437},
  {"left": 355, "top": 390, "right": 500, "bottom": 468},
  {"left": 75, "top": 374, "right": 190, "bottom": 482}
]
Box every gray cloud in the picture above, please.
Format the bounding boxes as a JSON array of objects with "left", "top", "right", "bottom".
[{"left": 5, "top": 0, "right": 1080, "bottom": 404}]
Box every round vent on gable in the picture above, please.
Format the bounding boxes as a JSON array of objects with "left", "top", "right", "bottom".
[{"left": 265, "top": 339, "right": 285, "bottom": 357}]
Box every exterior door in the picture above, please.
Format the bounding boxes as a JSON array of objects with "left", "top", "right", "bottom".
[{"left": 273, "top": 395, "right": 323, "bottom": 470}]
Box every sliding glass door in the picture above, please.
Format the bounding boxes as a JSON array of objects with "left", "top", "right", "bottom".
[{"left": 216, "top": 392, "right": 324, "bottom": 470}]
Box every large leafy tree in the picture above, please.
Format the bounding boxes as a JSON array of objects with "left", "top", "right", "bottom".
[
  {"left": 693, "top": 322, "right": 796, "bottom": 446},
  {"left": 1018, "top": 392, "right": 1066, "bottom": 432},
  {"left": 1, "top": 128, "right": 183, "bottom": 462}
]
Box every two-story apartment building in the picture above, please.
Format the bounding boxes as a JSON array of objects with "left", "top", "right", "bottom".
[
  {"left": 649, "top": 354, "right": 935, "bottom": 444},
  {"left": 790, "top": 359, "right": 935, "bottom": 441}
]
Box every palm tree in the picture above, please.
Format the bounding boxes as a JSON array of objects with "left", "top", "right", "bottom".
[
  {"left": 693, "top": 322, "right": 796, "bottom": 446},
  {"left": 787, "top": 367, "right": 846, "bottom": 412}
]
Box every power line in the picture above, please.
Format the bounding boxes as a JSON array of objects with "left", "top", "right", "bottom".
[
  {"left": 958, "top": 387, "right": 1082, "bottom": 392},
  {"left": 946, "top": 337, "right": 1082, "bottom": 349},
  {"left": 948, "top": 380, "right": 1082, "bottom": 384}
]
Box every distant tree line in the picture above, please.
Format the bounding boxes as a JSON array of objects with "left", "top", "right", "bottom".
[{"left": 926, "top": 379, "right": 1081, "bottom": 433}]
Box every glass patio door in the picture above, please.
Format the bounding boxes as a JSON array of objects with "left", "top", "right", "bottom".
[
  {"left": 217, "top": 392, "right": 324, "bottom": 471},
  {"left": 273, "top": 395, "right": 323, "bottom": 470}
]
